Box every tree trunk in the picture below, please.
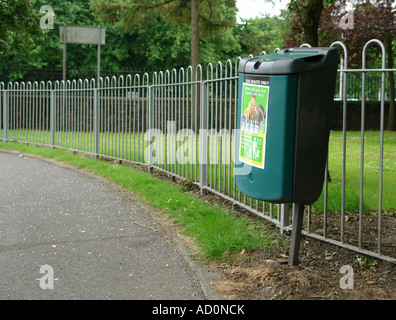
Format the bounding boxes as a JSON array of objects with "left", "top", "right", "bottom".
[
  {"left": 294, "top": 0, "right": 324, "bottom": 47},
  {"left": 190, "top": 0, "right": 199, "bottom": 71},
  {"left": 191, "top": 0, "right": 200, "bottom": 130},
  {"left": 303, "top": 25, "right": 319, "bottom": 47}
]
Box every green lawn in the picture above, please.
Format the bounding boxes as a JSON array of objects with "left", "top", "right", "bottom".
[{"left": 313, "top": 131, "right": 396, "bottom": 214}]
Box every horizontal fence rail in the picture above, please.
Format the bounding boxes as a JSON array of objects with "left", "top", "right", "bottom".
[{"left": 0, "top": 39, "right": 395, "bottom": 263}]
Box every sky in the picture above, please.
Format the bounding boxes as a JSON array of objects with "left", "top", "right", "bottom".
[
  {"left": 236, "top": 0, "right": 396, "bottom": 21},
  {"left": 236, "top": 0, "right": 289, "bottom": 21}
]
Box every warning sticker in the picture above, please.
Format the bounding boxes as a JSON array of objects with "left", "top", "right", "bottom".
[{"left": 239, "top": 77, "right": 270, "bottom": 169}]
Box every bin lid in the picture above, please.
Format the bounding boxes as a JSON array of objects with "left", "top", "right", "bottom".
[{"left": 239, "top": 47, "right": 340, "bottom": 75}]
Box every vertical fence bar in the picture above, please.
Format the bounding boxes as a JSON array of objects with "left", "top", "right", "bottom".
[
  {"left": 54, "top": 81, "right": 59, "bottom": 148},
  {"left": 0, "top": 84, "right": 2, "bottom": 140},
  {"left": 15, "top": 83, "right": 19, "bottom": 142},
  {"left": 60, "top": 81, "right": 64, "bottom": 149},
  {"left": 147, "top": 83, "right": 153, "bottom": 171},
  {"left": 10, "top": 83, "right": 13, "bottom": 141},
  {"left": 359, "top": 65, "right": 366, "bottom": 250},
  {"left": 378, "top": 69, "right": 385, "bottom": 255},
  {"left": 50, "top": 90, "right": 55, "bottom": 148},
  {"left": 161, "top": 72, "right": 166, "bottom": 173},
  {"left": 199, "top": 80, "right": 208, "bottom": 190},
  {"left": 279, "top": 204, "right": 290, "bottom": 234},
  {"left": 79, "top": 82, "right": 83, "bottom": 152},
  {"left": 27, "top": 82, "right": 31, "bottom": 144},
  {"left": 117, "top": 77, "right": 121, "bottom": 159},
  {"left": 94, "top": 86, "right": 99, "bottom": 157},
  {"left": 104, "top": 77, "right": 109, "bottom": 157},
  {"left": 233, "top": 58, "right": 241, "bottom": 202},
  {"left": 340, "top": 46, "right": 348, "bottom": 245},
  {"left": 10, "top": 83, "right": 15, "bottom": 142},
  {"left": 81, "top": 80, "right": 85, "bottom": 152},
  {"left": 195, "top": 65, "right": 201, "bottom": 183},
  {"left": 3, "top": 89, "right": 8, "bottom": 141},
  {"left": 17, "top": 83, "right": 21, "bottom": 142},
  {"left": 375, "top": 40, "right": 386, "bottom": 256}
]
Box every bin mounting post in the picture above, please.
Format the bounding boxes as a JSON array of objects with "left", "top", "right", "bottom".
[{"left": 288, "top": 203, "right": 305, "bottom": 266}]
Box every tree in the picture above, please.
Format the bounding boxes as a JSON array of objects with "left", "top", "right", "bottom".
[
  {"left": 342, "top": 0, "right": 395, "bottom": 131},
  {"left": 284, "top": 0, "right": 394, "bottom": 131},
  {"left": 0, "top": 0, "right": 40, "bottom": 54},
  {"left": 287, "top": 0, "right": 327, "bottom": 47},
  {"left": 0, "top": 0, "right": 241, "bottom": 83},
  {"left": 0, "top": 0, "right": 103, "bottom": 82},
  {"left": 90, "top": 0, "right": 237, "bottom": 71},
  {"left": 235, "top": 14, "right": 290, "bottom": 56},
  {"left": 320, "top": 0, "right": 395, "bottom": 130}
]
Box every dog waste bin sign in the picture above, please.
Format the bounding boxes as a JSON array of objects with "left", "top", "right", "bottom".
[
  {"left": 239, "top": 76, "right": 270, "bottom": 169},
  {"left": 235, "top": 47, "right": 340, "bottom": 266}
]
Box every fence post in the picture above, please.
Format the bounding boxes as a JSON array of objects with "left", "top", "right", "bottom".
[
  {"left": 94, "top": 88, "right": 99, "bottom": 157},
  {"left": 147, "top": 85, "right": 154, "bottom": 172},
  {"left": 50, "top": 90, "right": 55, "bottom": 148},
  {"left": 147, "top": 85, "right": 154, "bottom": 132},
  {"left": 3, "top": 90, "right": 8, "bottom": 141},
  {"left": 199, "top": 81, "right": 208, "bottom": 191},
  {"left": 279, "top": 203, "right": 290, "bottom": 234}
]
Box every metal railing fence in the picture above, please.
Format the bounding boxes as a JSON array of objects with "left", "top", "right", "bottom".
[{"left": 0, "top": 39, "right": 395, "bottom": 263}]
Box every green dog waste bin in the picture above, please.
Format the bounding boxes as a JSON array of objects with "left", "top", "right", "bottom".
[{"left": 235, "top": 47, "right": 340, "bottom": 205}]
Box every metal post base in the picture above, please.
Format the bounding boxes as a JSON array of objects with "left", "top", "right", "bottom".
[{"left": 288, "top": 203, "right": 305, "bottom": 266}]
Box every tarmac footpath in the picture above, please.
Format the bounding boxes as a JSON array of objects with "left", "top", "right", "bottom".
[{"left": 0, "top": 150, "right": 222, "bottom": 300}]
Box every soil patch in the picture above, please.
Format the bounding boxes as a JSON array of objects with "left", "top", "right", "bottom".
[{"left": 213, "top": 239, "right": 395, "bottom": 300}]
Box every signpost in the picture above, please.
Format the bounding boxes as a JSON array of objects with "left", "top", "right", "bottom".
[{"left": 59, "top": 24, "right": 106, "bottom": 85}]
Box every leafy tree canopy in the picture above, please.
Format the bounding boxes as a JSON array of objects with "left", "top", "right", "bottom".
[{"left": 0, "top": 0, "right": 40, "bottom": 54}]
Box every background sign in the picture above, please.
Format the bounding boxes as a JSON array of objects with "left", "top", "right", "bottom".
[
  {"left": 59, "top": 25, "right": 105, "bottom": 45},
  {"left": 59, "top": 25, "right": 105, "bottom": 83}
]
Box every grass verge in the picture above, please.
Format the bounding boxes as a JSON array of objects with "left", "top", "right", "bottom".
[{"left": 0, "top": 141, "right": 282, "bottom": 261}]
